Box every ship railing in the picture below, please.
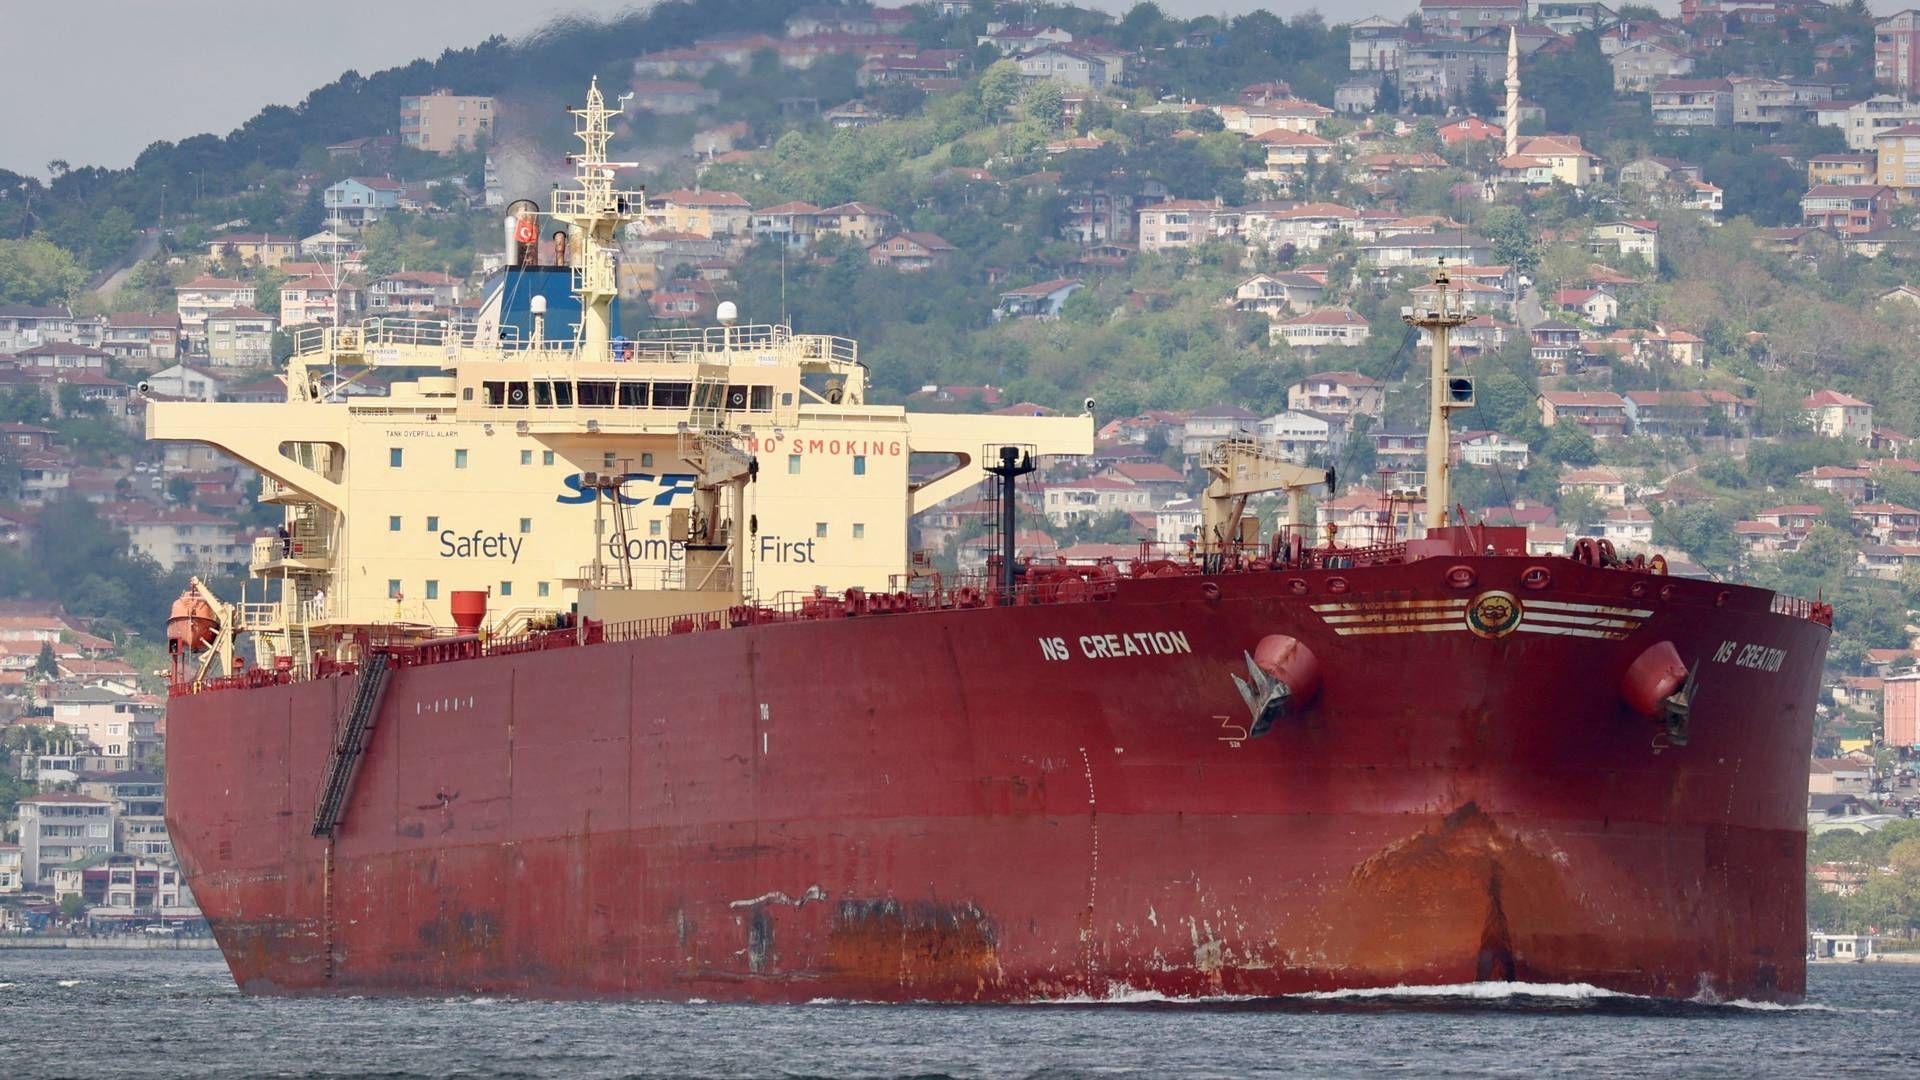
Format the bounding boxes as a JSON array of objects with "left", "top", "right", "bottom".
[
  {"left": 234, "top": 602, "right": 281, "bottom": 630},
  {"left": 250, "top": 534, "right": 331, "bottom": 566},
  {"left": 1771, "top": 592, "right": 1835, "bottom": 626}
]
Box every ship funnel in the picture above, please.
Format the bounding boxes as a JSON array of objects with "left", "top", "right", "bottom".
[{"left": 450, "top": 590, "right": 488, "bottom": 634}]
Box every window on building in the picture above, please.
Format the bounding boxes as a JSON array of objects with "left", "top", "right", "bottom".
[
  {"left": 389, "top": 516, "right": 401, "bottom": 531},
  {"left": 789, "top": 454, "right": 801, "bottom": 474},
  {"left": 853, "top": 523, "right": 865, "bottom": 539},
  {"left": 537, "top": 581, "right": 550, "bottom": 597},
  {"left": 500, "top": 582, "right": 513, "bottom": 597},
  {"left": 815, "top": 522, "right": 828, "bottom": 538},
  {"left": 455, "top": 449, "right": 468, "bottom": 469},
  {"left": 521, "top": 450, "right": 533, "bottom": 465},
  {"left": 425, "top": 580, "right": 439, "bottom": 600},
  {"left": 853, "top": 455, "right": 866, "bottom": 476},
  {"left": 388, "top": 579, "right": 402, "bottom": 599},
  {"left": 389, "top": 448, "right": 403, "bottom": 467},
  {"left": 543, "top": 450, "right": 556, "bottom": 466}
]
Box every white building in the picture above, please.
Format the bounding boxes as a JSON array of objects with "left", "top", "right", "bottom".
[{"left": 17, "top": 793, "right": 115, "bottom": 887}]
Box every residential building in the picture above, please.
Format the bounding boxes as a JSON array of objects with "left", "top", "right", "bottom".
[
  {"left": 1454, "top": 429, "right": 1530, "bottom": 470},
  {"left": 867, "top": 231, "right": 956, "bottom": 272},
  {"left": 1257, "top": 410, "right": 1336, "bottom": 462},
  {"left": 1401, "top": 38, "right": 1504, "bottom": 100},
  {"left": 1809, "top": 153, "right": 1876, "bottom": 187},
  {"left": 51, "top": 854, "right": 192, "bottom": 917},
  {"left": 323, "top": 177, "right": 403, "bottom": 227},
  {"left": 1560, "top": 466, "right": 1628, "bottom": 507},
  {"left": 0, "top": 845, "right": 19, "bottom": 894},
  {"left": 1874, "top": 125, "right": 1920, "bottom": 197},
  {"left": 1270, "top": 307, "right": 1372, "bottom": 351},
  {"left": 995, "top": 278, "right": 1083, "bottom": 319},
  {"left": 203, "top": 307, "right": 276, "bottom": 367},
  {"left": 814, "top": 202, "right": 895, "bottom": 244},
  {"left": 1357, "top": 234, "right": 1493, "bottom": 268},
  {"left": 145, "top": 363, "right": 224, "bottom": 402},
  {"left": 1650, "top": 78, "right": 1734, "bottom": 127},
  {"left": 1596, "top": 506, "right": 1655, "bottom": 548},
  {"left": 1552, "top": 288, "right": 1619, "bottom": 325},
  {"left": 1231, "top": 272, "right": 1325, "bottom": 316},
  {"left": 110, "top": 505, "right": 250, "bottom": 571},
  {"left": 1842, "top": 95, "right": 1920, "bottom": 151},
  {"left": 8, "top": 340, "right": 108, "bottom": 374},
  {"left": 1538, "top": 390, "right": 1630, "bottom": 438},
  {"left": 1137, "top": 199, "right": 1232, "bottom": 252},
  {"left": 1349, "top": 15, "right": 1407, "bottom": 71},
  {"left": 203, "top": 233, "right": 300, "bottom": 267},
  {"left": 1249, "top": 129, "right": 1335, "bottom": 181},
  {"left": 1417, "top": 0, "right": 1526, "bottom": 40},
  {"left": 1530, "top": 321, "right": 1583, "bottom": 373},
  {"left": 749, "top": 201, "right": 821, "bottom": 250},
  {"left": 99, "top": 312, "right": 181, "bottom": 367},
  {"left": 1801, "top": 184, "right": 1895, "bottom": 235},
  {"left": 1613, "top": 42, "right": 1694, "bottom": 93},
  {"left": 1041, "top": 476, "right": 1152, "bottom": 525},
  {"left": 1512, "top": 135, "right": 1601, "bottom": 187},
  {"left": 1335, "top": 77, "right": 1382, "bottom": 114},
  {"left": 279, "top": 277, "right": 360, "bottom": 326},
  {"left": 643, "top": 189, "right": 754, "bottom": 239},
  {"left": 1016, "top": 46, "right": 1108, "bottom": 89},
  {"left": 1803, "top": 389, "right": 1874, "bottom": 442},
  {"left": 1286, "top": 371, "right": 1385, "bottom": 420},
  {"left": 1731, "top": 76, "right": 1835, "bottom": 127},
  {"left": 368, "top": 271, "right": 462, "bottom": 314},
  {"left": 16, "top": 792, "right": 115, "bottom": 887},
  {"left": 1534, "top": 2, "right": 1618, "bottom": 34},
  {"left": 1588, "top": 220, "right": 1661, "bottom": 265},
  {"left": 1180, "top": 405, "right": 1261, "bottom": 457},
  {"left": 1876, "top": 11, "right": 1920, "bottom": 95},
  {"left": 0, "top": 304, "right": 78, "bottom": 354},
  {"left": 1623, "top": 390, "right": 1711, "bottom": 437},
  {"left": 1217, "top": 99, "right": 1334, "bottom": 135},
  {"left": 400, "top": 90, "right": 495, "bottom": 153}
]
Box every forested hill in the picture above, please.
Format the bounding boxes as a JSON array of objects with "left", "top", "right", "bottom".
[{"left": 0, "top": 0, "right": 805, "bottom": 262}]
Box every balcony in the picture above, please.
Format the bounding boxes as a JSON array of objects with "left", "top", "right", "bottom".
[{"left": 250, "top": 534, "right": 333, "bottom": 573}]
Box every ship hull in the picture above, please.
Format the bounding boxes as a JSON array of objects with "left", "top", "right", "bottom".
[{"left": 165, "top": 558, "right": 1826, "bottom": 1002}]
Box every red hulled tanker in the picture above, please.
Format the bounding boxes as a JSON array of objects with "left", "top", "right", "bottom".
[
  {"left": 164, "top": 533, "right": 1829, "bottom": 1002},
  {"left": 154, "top": 81, "right": 1827, "bottom": 1004}
]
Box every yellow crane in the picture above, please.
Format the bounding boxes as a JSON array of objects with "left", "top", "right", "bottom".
[{"left": 1197, "top": 437, "right": 1335, "bottom": 557}]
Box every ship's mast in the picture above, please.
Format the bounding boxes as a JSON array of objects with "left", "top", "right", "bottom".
[
  {"left": 552, "top": 78, "right": 645, "bottom": 361},
  {"left": 1403, "top": 268, "right": 1475, "bottom": 531}
]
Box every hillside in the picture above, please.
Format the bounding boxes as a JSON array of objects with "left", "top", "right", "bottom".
[{"left": 2, "top": 0, "right": 1920, "bottom": 761}]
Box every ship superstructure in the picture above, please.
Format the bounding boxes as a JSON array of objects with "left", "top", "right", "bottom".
[
  {"left": 151, "top": 84, "right": 1831, "bottom": 1005},
  {"left": 147, "top": 79, "right": 1090, "bottom": 669}
]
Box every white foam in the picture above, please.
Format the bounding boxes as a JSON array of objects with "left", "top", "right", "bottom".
[
  {"left": 56, "top": 980, "right": 82, "bottom": 988},
  {"left": 1288, "top": 981, "right": 1633, "bottom": 1001},
  {"left": 0, "top": 982, "right": 15, "bottom": 989}
]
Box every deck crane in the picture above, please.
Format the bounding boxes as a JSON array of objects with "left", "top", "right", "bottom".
[{"left": 1197, "top": 437, "right": 1336, "bottom": 559}]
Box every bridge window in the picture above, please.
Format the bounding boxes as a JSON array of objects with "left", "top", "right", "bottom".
[
  {"left": 751, "top": 386, "right": 773, "bottom": 411},
  {"left": 578, "top": 380, "right": 615, "bottom": 407},
  {"left": 653, "top": 382, "right": 691, "bottom": 408},
  {"left": 618, "top": 381, "right": 649, "bottom": 407}
]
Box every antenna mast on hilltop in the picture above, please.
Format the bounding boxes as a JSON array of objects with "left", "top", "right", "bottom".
[{"left": 549, "top": 78, "right": 645, "bottom": 361}]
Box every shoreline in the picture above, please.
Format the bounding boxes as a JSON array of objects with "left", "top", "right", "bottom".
[{"left": 0, "top": 937, "right": 220, "bottom": 950}]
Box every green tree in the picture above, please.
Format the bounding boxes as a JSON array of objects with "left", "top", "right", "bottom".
[
  {"left": 1541, "top": 421, "right": 1598, "bottom": 466},
  {"left": 34, "top": 640, "right": 57, "bottom": 679},
  {"left": 0, "top": 236, "right": 87, "bottom": 306},
  {"left": 1023, "top": 82, "right": 1065, "bottom": 131},
  {"left": 1483, "top": 206, "right": 1541, "bottom": 278},
  {"left": 978, "top": 61, "right": 1026, "bottom": 122}
]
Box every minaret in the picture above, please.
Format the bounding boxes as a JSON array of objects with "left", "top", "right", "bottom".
[{"left": 1503, "top": 27, "right": 1521, "bottom": 159}]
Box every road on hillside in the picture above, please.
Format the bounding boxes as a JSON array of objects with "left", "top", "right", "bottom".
[{"left": 92, "top": 227, "right": 162, "bottom": 298}]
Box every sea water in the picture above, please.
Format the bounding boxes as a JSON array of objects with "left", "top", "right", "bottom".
[{"left": 1, "top": 949, "right": 1915, "bottom": 1078}]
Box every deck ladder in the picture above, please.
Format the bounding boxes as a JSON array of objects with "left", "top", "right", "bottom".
[{"left": 310, "top": 650, "right": 394, "bottom": 837}]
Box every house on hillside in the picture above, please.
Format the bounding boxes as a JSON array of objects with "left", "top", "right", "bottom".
[
  {"left": 995, "top": 279, "right": 1082, "bottom": 320},
  {"left": 866, "top": 232, "right": 956, "bottom": 272},
  {"left": 323, "top": 177, "right": 403, "bottom": 227},
  {"left": 1270, "top": 308, "right": 1371, "bottom": 351},
  {"left": 1287, "top": 371, "right": 1385, "bottom": 419},
  {"left": 1804, "top": 389, "right": 1874, "bottom": 442},
  {"left": 1538, "top": 390, "right": 1630, "bottom": 438}
]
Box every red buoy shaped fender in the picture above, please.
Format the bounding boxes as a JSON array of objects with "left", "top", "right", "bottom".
[
  {"left": 1252, "top": 633, "right": 1322, "bottom": 708},
  {"left": 1621, "top": 639, "right": 1689, "bottom": 718}
]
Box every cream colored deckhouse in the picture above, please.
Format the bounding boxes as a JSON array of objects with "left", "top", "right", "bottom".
[{"left": 146, "top": 82, "right": 1090, "bottom": 668}]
